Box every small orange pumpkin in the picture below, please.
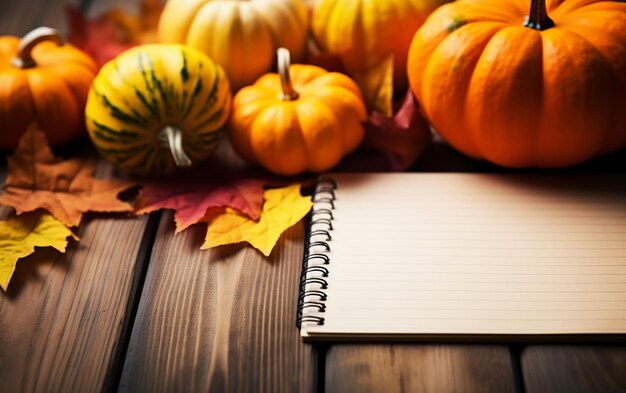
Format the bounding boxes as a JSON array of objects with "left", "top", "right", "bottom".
[
  {"left": 0, "top": 27, "right": 97, "bottom": 150},
  {"left": 407, "top": 0, "right": 626, "bottom": 168},
  {"left": 229, "top": 48, "right": 367, "bottom": 176}
]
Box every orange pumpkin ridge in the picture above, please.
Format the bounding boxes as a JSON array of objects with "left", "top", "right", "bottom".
[
  {"left": 229, "top": 48, "right": 367, "bottom": 176},
  {"left": 0, "top": 27, "right": 97, "bottom": 150},
  {"left": 407, "top": 0, "right": 626, "bottom": 168}
]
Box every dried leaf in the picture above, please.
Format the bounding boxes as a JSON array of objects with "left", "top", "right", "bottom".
[
  {"left": 201, "top": 184, "right": 313, "bottom": 256},
  {"left": 66, "top": 0, "right": 163, "bottom": 67},
  {"left": 0, "top": 123, "right": 135, "bottom": 227},
  {"left": 66, "top": 6, "right": 134, "bottom": 67},
  {"left": 0, "top": 212, "right": 76, "bottom": 291},
  {"left": 351, "top": 54, "right": 394, "bottom": 116},
  {"left": 307, "top": 49, "right": 393, "bottom": 116},
  {"left": 135, "top": 174, "right": 266, "bottom": 233},
  {"left": 364, "top": 90, "right": 432, "bottom": 171}
]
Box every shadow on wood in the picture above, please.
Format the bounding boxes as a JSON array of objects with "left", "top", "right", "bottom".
[
  {"left": 119, "top": 216, "right": 317, "bottom": 393},
  {"left": 326, "top": 344, "right": 517, "bottom": 393},
  {"left": 522, "top": 345, "right": 626, "bottom": 393}
]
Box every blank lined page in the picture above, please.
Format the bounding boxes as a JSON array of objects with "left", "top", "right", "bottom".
[{"left": 301, "top": 173, "right": 626, "bottom": 339}]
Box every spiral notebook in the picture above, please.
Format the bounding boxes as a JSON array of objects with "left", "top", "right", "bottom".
[{"left": 297, "top": 173, "right": 626, "bottom": 340}]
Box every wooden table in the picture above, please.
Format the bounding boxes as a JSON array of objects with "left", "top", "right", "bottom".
[{"left": 1, "top": 1, "right": 625, "bottom": 392}]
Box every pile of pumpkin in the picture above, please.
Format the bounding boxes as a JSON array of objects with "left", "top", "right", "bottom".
[{"left": 2, "top": 0, "right": 625, "bottom": 176}]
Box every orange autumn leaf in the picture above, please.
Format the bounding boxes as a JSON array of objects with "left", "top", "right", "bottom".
[
  {"left": 66, "top": 0, "right": 163, "bottom": 67},
  {"left": 135, "top": 174, "right": 266, "bottom": 234},
  {"left": 201, "top": 184, "right": 313, "bottom": 256},
  {"left": 0, "top": 123, "right": 135, "bottom": 227}
]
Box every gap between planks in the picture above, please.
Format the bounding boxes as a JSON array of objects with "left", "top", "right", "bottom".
[{"left": 118, "top": 212, "right": 318, "bottom": 393}]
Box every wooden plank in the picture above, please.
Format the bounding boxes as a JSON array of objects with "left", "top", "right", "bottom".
[
  {"left": 0, "top": 212, "right": 157, "bottom": 392},
  {"left": 0, "top": 157, "right": 159, "bottom": 392},
  {"left": 0, "top": 0, "right": 80, "bottom": 36},
  {"left": 326, "top": 345, "right": 518, "bottom": 393},
  {"left": 119, "top": 212, "right": 317, "bottom": 393},
  {"left": 1, "top": 0, "right": 160, "bottom": 387},
  {"left": 522, "top": 346, "right": 626, "bottom": 393}
]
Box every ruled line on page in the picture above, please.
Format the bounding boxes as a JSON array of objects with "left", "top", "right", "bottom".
[{"left": 302, "top": 173, "right": 626, "bottom": 337}]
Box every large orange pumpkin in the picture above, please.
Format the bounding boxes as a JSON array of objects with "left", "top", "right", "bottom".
[
  {"left": 407, "top": 0, "right": 626, "bottom": 168},
  {"left": 229, "top": 48, "right": 367, "bottom": 176},
  {"left": 0, "top": 27, "right": 97, "bottom": 150}
]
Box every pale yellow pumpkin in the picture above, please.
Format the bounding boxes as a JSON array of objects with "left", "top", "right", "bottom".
[
  {"left": 312, "top": 0, "right": 450, "bottom": 92},
  {"left": 158, "top": 0, "right": 308, "bottom": 91}
]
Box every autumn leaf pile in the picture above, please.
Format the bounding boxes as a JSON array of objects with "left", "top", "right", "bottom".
[
  {"left": 134, "top": 170, "right": 312, "bottom": 255},
  {"left": 0, "top": 125, "right": 312, "bottom": 291}
]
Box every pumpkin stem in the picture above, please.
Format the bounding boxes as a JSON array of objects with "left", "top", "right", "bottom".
[
  {"left": 524, "top": 0, "right": 554, "bottom": 30},
  {"left": 11, "top": 27, "right": 64, "bottom": 69},
  {"left": 277, "top": 47, "right": 299, "bottom": 101},
  {"left": 157, "top": 125, "right": 193, "bottom": 168}
]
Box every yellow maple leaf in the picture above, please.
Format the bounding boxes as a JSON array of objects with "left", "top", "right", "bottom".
[
  {"left": 202, "top": 184, "right": 313, "bottom": 257},
  {"left": 351, "top": 54, "right": 394, "bottom": 117},
  {"left": 0, "top": 212, "right": 77, "bottom": 291}
]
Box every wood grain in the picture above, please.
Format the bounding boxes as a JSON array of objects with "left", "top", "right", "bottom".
[
  {"left": 522, "top": 346, "right": 626, "bottom": 393},
  {"left": 326, "top": 345, "right": 518, "bottom": 393},
  {"left": 3, "top": 0, "right": 626, "bottom": 392},
  {"left": 0, "top": 154, "right": 158, "bottom": 393},
  {"left": 1, "top": 0, "right": 157, "bottom": 387},
  {"left": 0, "top": 213, "right": 155, "bottom": 392},
  {"left": 119, "top": 212, "right": 317, "bottom": 393},
  {"left": 0, "top": 6, "right": 158, "bottom": 393},
  {"left": 0, "top": 0, "right": 80, "bottom": 36}
]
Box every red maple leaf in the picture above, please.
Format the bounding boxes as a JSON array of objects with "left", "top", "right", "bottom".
[
  {"left": 66, "top": 0, "right": 162, "bottom": 68},
  {"left": 134, "top": 172, "right": 266, "bottom": 233},
  {"left": 363, "top": 90, "right": 432, "bottom": 171}
]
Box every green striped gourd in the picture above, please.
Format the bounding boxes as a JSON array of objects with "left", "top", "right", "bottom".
[{"left": 85, "top": 44, "right": 231, "bottom": 176}]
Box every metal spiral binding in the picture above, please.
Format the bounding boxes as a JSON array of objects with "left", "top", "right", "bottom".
[{"left": 296, "top": 177, "right": 337, "bottom": 327}]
